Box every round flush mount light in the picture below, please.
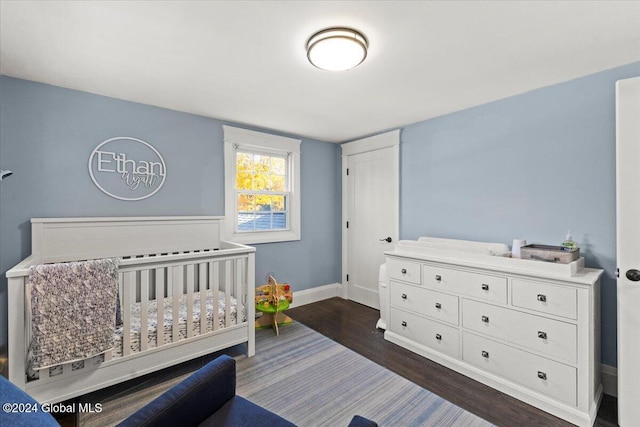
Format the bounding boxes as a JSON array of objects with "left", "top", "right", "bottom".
[{"left": 306, "top": 27, "right": 368, "bottom": 71}]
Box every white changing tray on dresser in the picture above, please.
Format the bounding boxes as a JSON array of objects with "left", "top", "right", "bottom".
[{"left": 384, "top": 239, "right": 603, "bottom": 427}]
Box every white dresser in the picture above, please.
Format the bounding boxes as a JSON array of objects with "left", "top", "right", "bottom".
[{"left": 384, "top": 244, "right": 603, "bottom": 426}]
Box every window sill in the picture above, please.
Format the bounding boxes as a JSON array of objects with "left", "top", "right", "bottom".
[{"left": 226, "top": 229, "right": 301, "bottom": 245}]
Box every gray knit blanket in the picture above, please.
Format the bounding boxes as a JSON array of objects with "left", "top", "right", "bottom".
[{"left": 28, "top": 258, "right": 119, "bottom": 370}]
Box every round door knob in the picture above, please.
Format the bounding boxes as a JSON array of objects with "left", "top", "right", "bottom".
[
  {"left": 626, "top": 269, "right": 640, "bottom": 281},
  {"left": 435, "top": 275, "right": 442, "bottom": 281},
  {"left": 481, "top": 350, "right": 489, "bottom": 358},
  {"left": 401, "top": 321, "right": 407, "bottom": 327},
  {"left": 401, "top": 293, "right": 407, "bottom": 300},
  {"left": 435, "top": 302, "right": 442, "bottom": 309},
  {"left": 401, "top": 268, "right": 407, "bottom": 274},
  {"left": 435, "top": 334, "right": 442, "bottom": 341},
  {"left": 380, "top": 236, "right": 393, "bottom": 243},
  {"left": 481, "top": 316, "right": 489, "bottom": 323}
]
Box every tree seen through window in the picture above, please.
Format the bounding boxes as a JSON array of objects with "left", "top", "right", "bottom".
[{"left": 236, "top": 151, "right": 288, "bottom": 231}]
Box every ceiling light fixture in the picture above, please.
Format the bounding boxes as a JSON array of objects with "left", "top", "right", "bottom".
[{"left": 306, "top": 27, "right": 368, "bottom": 71}]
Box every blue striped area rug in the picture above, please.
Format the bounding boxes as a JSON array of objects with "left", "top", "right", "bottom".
[{"left": 236, "top": 322, "right": 494, "bottom": 427}]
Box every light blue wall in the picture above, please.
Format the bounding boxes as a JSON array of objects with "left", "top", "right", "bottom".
[
  {"left": 0, "top": 76, "right": 341, "bottom": 350},
  {"left": 254, "top": 139, "right": 342, "bottom": 286},
  {"left": 400, "top": 61, "right": 640, "bottom": 367}
]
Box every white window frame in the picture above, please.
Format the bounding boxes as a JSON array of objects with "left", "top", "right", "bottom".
[{"left": 223, "top": 125, "right": 301, "bottom": 244}]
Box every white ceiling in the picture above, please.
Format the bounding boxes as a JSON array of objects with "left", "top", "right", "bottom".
[{"left": 1, "top": 1, "right": 639, "bottom": 143}]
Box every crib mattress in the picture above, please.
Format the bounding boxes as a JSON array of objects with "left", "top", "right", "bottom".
[
  {"left": 113, "top": 290, "right": 245, "bottom": 357},
  {"left": 28, "top": 290, "right": 245, "bottom": 379}
]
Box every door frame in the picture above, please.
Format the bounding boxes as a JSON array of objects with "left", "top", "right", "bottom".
[
  {"left": 616, "top": 75, "right": 640, "bottom": 426},
  {"left": 341, "top": 130, "right": 400, "bottom": 300}
]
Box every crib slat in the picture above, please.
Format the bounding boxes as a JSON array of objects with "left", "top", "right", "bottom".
[
  {"left": 139, "top": 269, "right": 149, "bottom": 351},
  {"left": 122, "top": 272, "right": 133, "bottom": 357},
  {"left": 211, "top": 261, "right": 219, "bottom": 331},
  {"left": 247, "top": 252, "right": 256, "bottom": 356},
  {"left": 155, "top": 267, "right": 165, "bottom": 347},
  {"left": 199, "top": 262, "right": 207, "bottom": 335},
  {"left": 186, "top": 264, "right": 194, "bottom": 338},
  {"left": 171, "top": 265, "right": 181, "bottom": 343},
  {"left": 235, "top": 258, "right": 243, "bottom": 325},
  {"left": 224, "top": 260, "right": 232, "bottom": 327}
]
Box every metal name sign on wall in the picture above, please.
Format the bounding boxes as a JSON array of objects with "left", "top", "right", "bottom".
[{"left": 88, "top": 137, "right": 167, "bottom": 201}]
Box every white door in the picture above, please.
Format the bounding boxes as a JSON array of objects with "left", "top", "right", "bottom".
[
  {"left": 342, "top": 131, "right": 399, "bottom": 308},
  {"left": 616, "top": 76, "right": 640, "bottom": 427}
]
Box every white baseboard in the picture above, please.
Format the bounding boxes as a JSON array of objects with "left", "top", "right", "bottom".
[
  {"left": 288, "top": 283, "right": 343, "bottom": 308},
  {"left": 601, "top": 364, "right": 617, "bottom": 397}
]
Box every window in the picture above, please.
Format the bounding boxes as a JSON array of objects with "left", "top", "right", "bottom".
[
  {"left": 223, "top": 126, "right": 301, "bottom": 244},
  {"left": 236, "top": 150, "right": 288, "bottom": 231}
]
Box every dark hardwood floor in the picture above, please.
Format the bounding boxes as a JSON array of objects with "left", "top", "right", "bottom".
[
  {"left": 286, "top": 297, "right": 618, "bottom": 427},
  {"left": 54, "top": 297, "right": 617, "bottom": 426}
]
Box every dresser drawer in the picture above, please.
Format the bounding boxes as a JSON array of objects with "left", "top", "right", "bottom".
[
  {"left": 422, "top": 265, "right": 507, "bottom": 304},
  {"left": 462, "top": 299, "right": 577, "bottom": 363},
  {"left": 390, "top": 280, "right": 459, "bottom": 325},
  {"left": 512, "top": 279, "right": 577, "bottom": 320},
  {"left": 462, "top": 332, "right": 577, "bottom": 406},
  {"left": 389, "top": 307, "right": 460, "bottom": 359},
  {"left": 387, "top": 258, "right": 421, "bottom": 284}
]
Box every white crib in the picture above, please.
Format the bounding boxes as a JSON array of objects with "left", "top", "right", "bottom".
[{"left": 5, "top": 216, "right": 255, "bottom": 404}]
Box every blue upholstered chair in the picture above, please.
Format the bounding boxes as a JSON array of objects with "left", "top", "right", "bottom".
[
  {"left": 0, "top": 375, "right": 59, "bottom": 426},
  {"left": 118, "top": 354, "right": 295, "bottom": 427},
  {"left": 1, "top": 355, "right": 377, "bottom": 426}
]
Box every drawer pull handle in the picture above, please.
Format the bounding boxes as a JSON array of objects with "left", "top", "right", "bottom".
[
  {"left": 435, "top": 302, "right": 442, "bottom": 309},
  {"left": 435, "top": 275, "right": 442, "bottom": 281},
  {"left": 537, "top": 371, "right": 547, "bottom": 380},
  {"left": 481, "top": 284, "right": 489, "bottom": 291},
  {"left": 481, "top": 315, "right": 489, "bottom": 323},
  {"left": 401, "top": 268, "right": 407, "bottom": 274},
  {"left": 401, "top": 293, "right": 407, "bottom": 300},
  {"left": 435, "top": 334, "right": 442, "bottom": 341},
  {"left": 401, "top": 321, "right": 407, "bottom": 327},
  {"left": 537, "top": 294, "right": 547, "bottom": 302},
  {"left": 481, "top": 350, "right": 489, "bottom": 358},
  {"left": 538, "top": 331, "right": 547, "bottom": 339}
]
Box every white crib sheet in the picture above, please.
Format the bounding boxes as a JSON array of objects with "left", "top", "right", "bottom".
[{"left": 113, "top": 290, "right": 245, "bottom": 357}]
